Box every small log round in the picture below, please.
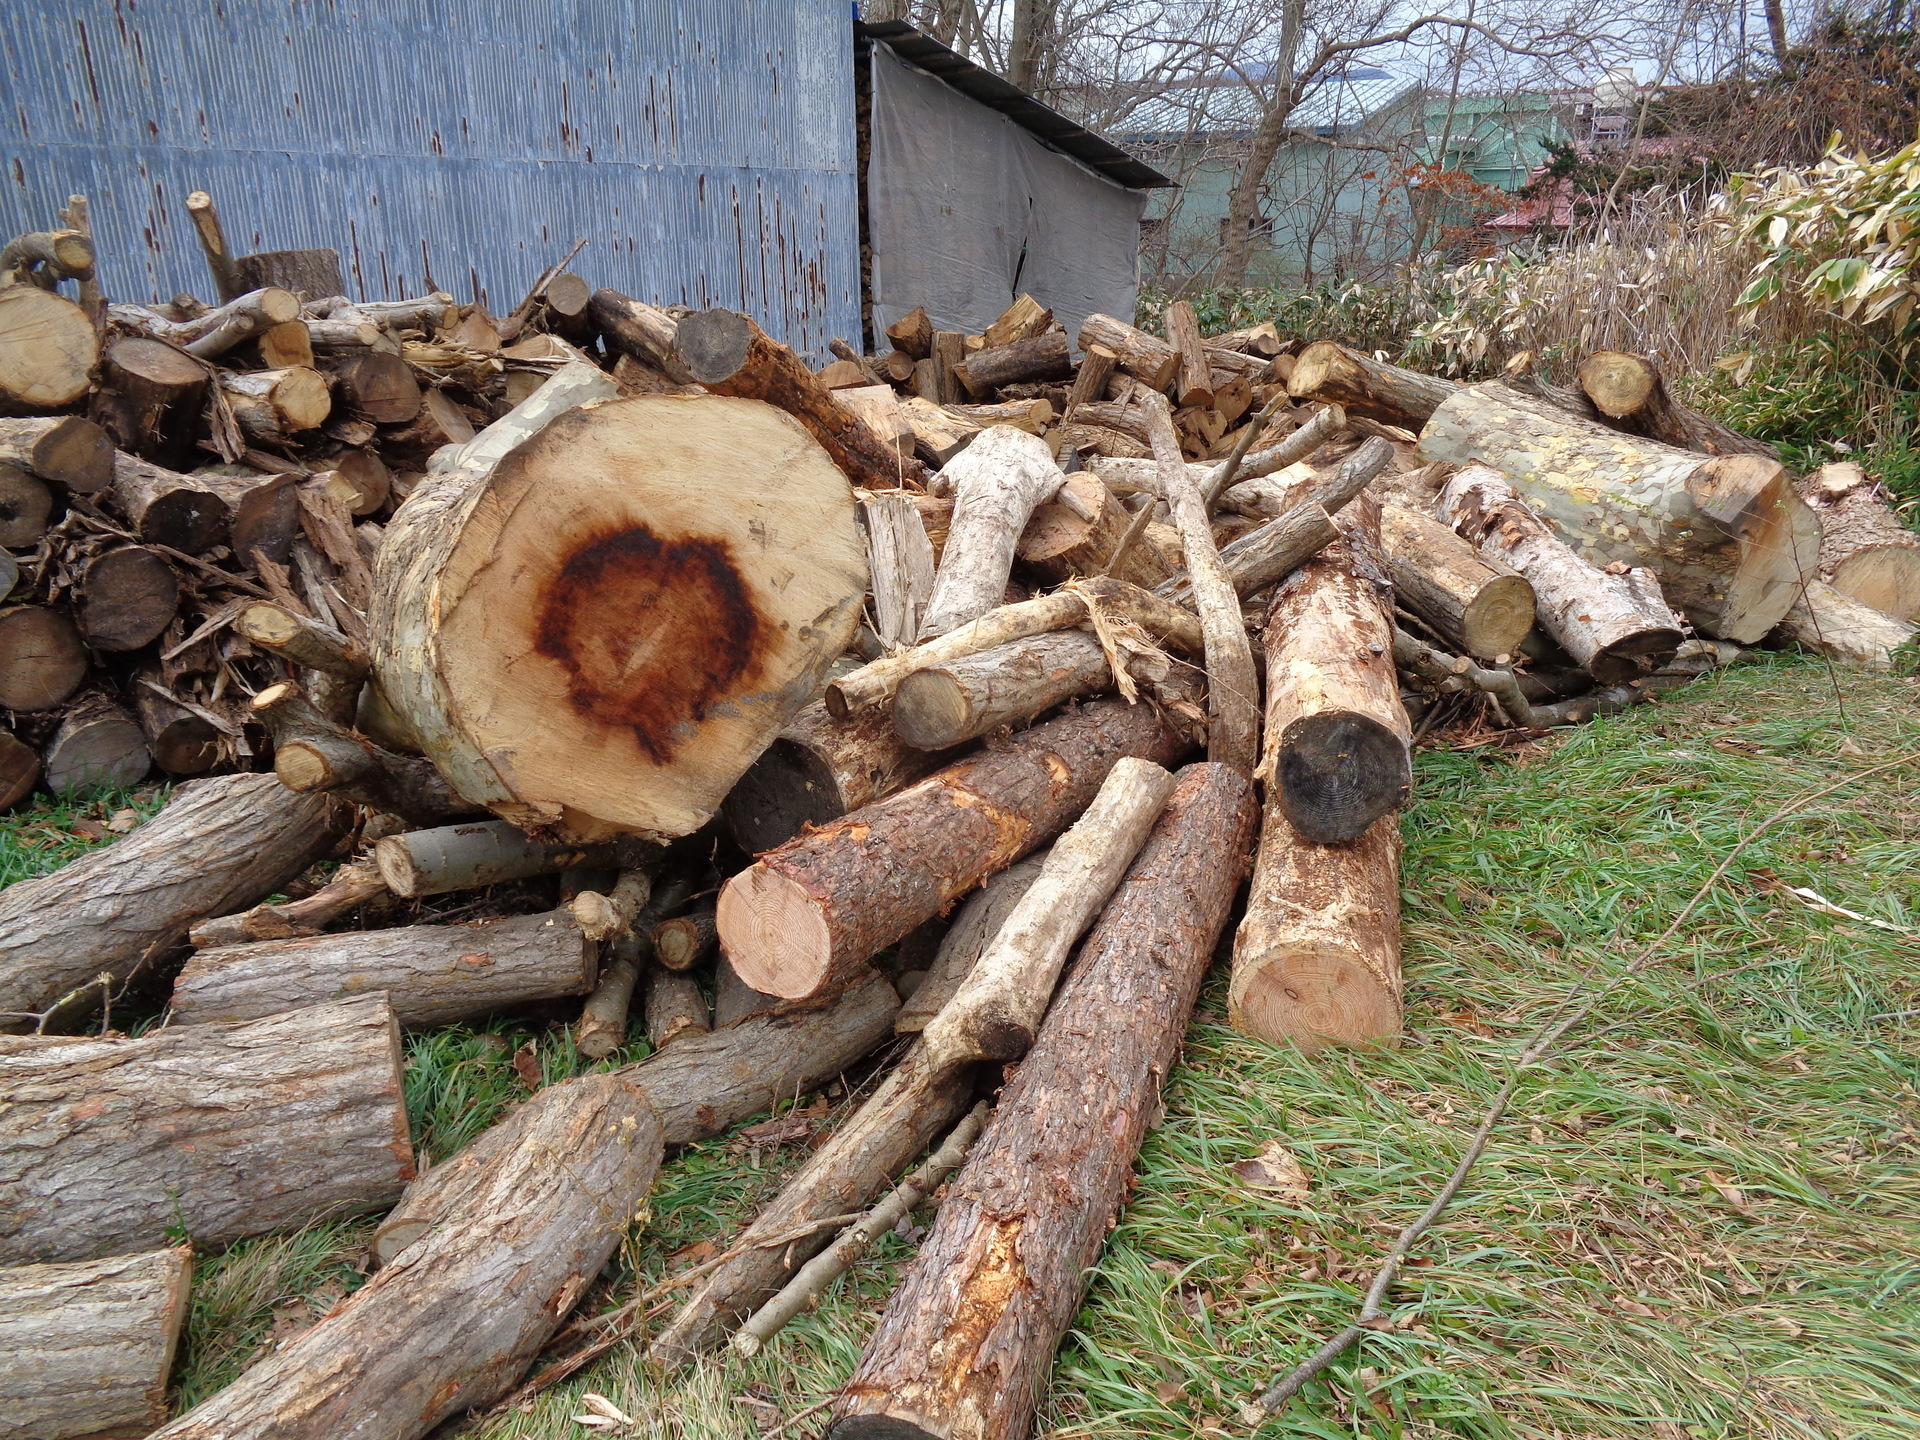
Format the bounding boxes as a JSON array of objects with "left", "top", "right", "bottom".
[
  {"left": 0, "top": 464, "right": 54, "bottom": 548},
  {"left": 0, "top": 415, "right": 115, "bottom": 494},
  {"left": 79, "top": 546, "right": 180, "bottom": 653},
  {"left": 43, "top": 695, "right": 150, "bottom": 797},
  {"left": 109, "top": 454, "right": 230, "bottom": 554},
  {"left": 90, "top": 337, "right": 209, "bottom": 468},
  {"left": 0, "top": 607, "right": 87, "bottom": 712},
  {"left": 1380, "top": 503, "right": 1535, "bottom": 660},
  {"left": 0, "top": 286, "right": 97, "bottom": 409},
  {"left": 219, "top": 365, "right": 332, "bottom": 442}
]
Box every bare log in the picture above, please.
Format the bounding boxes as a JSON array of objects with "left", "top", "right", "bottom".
[
  {"left": 43, "top": 694, "right": 149, "bottom": 797},
  {"left": 895, "top": 853, "right": 1046, "bottom": 1033},
  {"left": 374, "top": 819, "right": 631, "bottom": 898},
  {"left": 1381, "top": 503, "right": 1535, "bottom": 660},
  {"left": 91, "top": 338, "right": 209, "bottom": 467},
  {"left": 0, "top": 416, "right": 114, "bottom": 494},
  {"left": 1077, "top": 313, "right": 1178, "bottom": 390},
  {"left": 1577, "top": 351, "right": 1775, "bottom": 458},
  {"left": 1018, "top": 470, "right": 1176, "bottom": 590},
  {"left": 918, "top": 427, "right": 1065, "bottom": 639},
  {"left": 1288, "top": 341, "right": 1460, "bottom": 429},
  {"left": 1775, "top": 578, "right": 1915, "bottom": 670},
  {"left": 0, "top": 608, "right": 86, "bottom": 713}
]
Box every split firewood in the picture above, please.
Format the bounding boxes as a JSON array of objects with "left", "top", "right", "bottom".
[
  {"left": 980, "top": 293, "right": 1051, "bottom": 348},
  {"left": 218, "top": 365, "right": 331, "bottom": 443},
  {"left": 1018, "top": 470, "right": 1176, "bottom": 590},
  {"left": 0, "top": 607, "right": 87, "bottom": 713},
  {"left": 1259, "top": 494, "right": 1410, "bottom": 844},
  {"left": 930, "top": 331, "right": 967, "bottom": 403},
  {"left": 1577, "top": 351, "right": 1775, "bottom": 458},
  {"left": 1142, "top": 391, "right": 1259, "bottom": 772},
  {"left": 112, "top": 287, "right": 301, "bottom": 359},
  {"left": 0, "top": 1245, "right": 193, "bottom": 1440},
  {"left": 151, "top": 1069, "right": 659, "bottom": 1440},
  {"left": 91, "top": 337, "right": 210, "bottom": 467},
  {"left": 374, "top": 818, "right": 638, "bottom": 898},
  {"left": 0, "top": 284, "right": 98, "bottom": 410},
  {"left": 1077, "top": 312, "right": 1179, "bottom": 390},
  {"left": 1163, "top": 299, "right": 1213, "bottom": 407},
  {"left": 0, "top": 732, "right": 41, "bottom": 810},
  {"left": 133, "top": 672, "right": 224, "bottom": 777},
  {"left": 42, "top": 693, "right": 150, "bottom": 797},
  {"left": 1417, "top": 381, "right": 1819, "bottom": 643},
  {"left": 190, "top": 856, "right": 385, "bottom": 947},
  {"left": 1441, "top": 465, "right": 1683, "bottom": 683},
  {"left": 373, "top": 376, "right": 866, "bottom": 840},
  {"left": 827, "top": 578, "right": 1202, "bottom": 719},
  {"left": 1796, "top": 462, "right": 1920, "bottom": 621},
  {"left": 78, "top": 545, "right": 180, "bottom": 652},
  {"left": 1287, "top": 340, "right": 1461, "bottom": 430},
  {"left": 831, "top": 763, "right": 1257, "bottom": 1440},
  {"left": 172, "top": 909, "right": 596, "bottom": 1027},
  {"left": 861, "top": 491, "right": 938, "bottom": 649},
  {"left": 653, "top": 897, "right": 718, "bottom": 971},
  {"left": 1775, "top": 579, "right": 1915, "bottom": 670},
  {"left": 1381, "top": 503, "right": 1536, "bottom": 660},
  {"left": 576, "top": 871, "right": 694, "bottom": 1058},
  {"left": 251, "top": 683, "right": 477, "bottom": 827},
  {"left": 917, "top": 426, "right": 1066, "bottom": 639},
  {"left": 645, "top": 964, "right": 710, "bottom": 1049},
  {"left": 0, "top": 771, "right": 342, "bottom": 1025},
  {"left": 109, "top": 453, "right": 230, "bottom": 553},
  {"left": 895, "top": 852, "right": 1046, "bottom": 1033},
  {"left": 722, "top": 699, "right": 962, "bottom": 855},
  {"left": 1064, "top": 344, "right": 1118, "bottom": 416},
  {"left": 0, "top": 994, "right": 410, "bottom": 1264},
  {"left": 0, "top": 415, "right": 115, "bottom": 494},
  {"left": 718, "top": 692, "right": 1192, "bottom": 1001},
  {"left": 952, "top": 332, "right": 1074, "bottom": 397}
]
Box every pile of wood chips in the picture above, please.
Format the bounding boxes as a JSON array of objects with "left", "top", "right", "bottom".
[{"left": 1, "top": 194, "right": 1917, "bottom": 1440}]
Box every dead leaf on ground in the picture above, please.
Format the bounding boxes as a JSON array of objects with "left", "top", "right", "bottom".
[
  {"left": 1231, "top": 1140, "right": 1311, "bottom": 1200},
  {"left": 1612, "top": 1295, "right": 1658, "bottom": 1317},
  {"left": 735, "top": 1114, "right": 814, "bottom": 1148},
  {"left": 511, "top": 1041, "right": 542, "bottom": 1092},
  {"left": 668, "top": 1238, "right": 719, "bottom": 1270},
  {"left": 1153, "top": 1379, "right": 1185, "bottom": 1404},
  {"left": 106, "top": 809, "right": 140, "bottom": 833},
  {"left": 66, "top": 819, "right": 107, "bottom": 841},
  {"left": 1702, "top": 1169, "right": 1754, "bottom": 1213}
]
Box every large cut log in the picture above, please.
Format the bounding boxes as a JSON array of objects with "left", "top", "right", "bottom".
[
  {"left": 109, "top": 454, "right": 230, "bottom": 554},
  {"left": 1441, "top": 465, "right": 1683, "bottom": 684},
  {"left": 1796, "top": 463, "right": 1920, "bottom": 621},
  {"left": 1577, "top": 351, "right": 1775, "bottom": 458},
  {"left": 1260, "top": 496, "right": 1410, "bottom": 844},
  {"left": 42, "top": 694, "right": 149, "bottom": 797},
  {"left": 829, "top": 763, "right": 1257, "bottom": 1440},
  {"left": 171, "top": 909, "right": 595, "bottom": 1027},
  {"left": 91, "top": 337, "right": 209, "bottom": 468},
  {"left": 0, "top": 285, "right": 97, "bottom": 410},
  {"left": 1775, "top": 578, "right": 1916, "bottom": 670},
  {"left": 0, "top": 1245, "right": 193, "bottom": 1440},
  {"left": 78, "top": 545, "right": 180, "bottom": 652},
  {"left": 0, "top": 607, "right": 86, "bottom": 713},
  {"left": 1380, "top": 503, "right": 1535, "bottom": 660},
  {"left": 673, "top": 308, "right": 927, "bottom": 490},
  {"left": 0, "top": 995, "right": 411, "bottom": 1264},
  {"left": 374, "top": 818, "right": 631, "bottom": 898},
  {"left": 0, "top": 772, "right": 342, "bottom": 1025},
  {"left": 1288, "top": 341, "right": 1460, "bottom": 430},
  {"left": 717, "top": 693, "right": 1192, "bottom": 1000},
  {"left": 1416, "top": 381, "right": 1819, "bottom": 643},
  {"left": 1077, "top": 313, "right": 1178, "bottom": 390},
  {"left": 149, "top": 1070, "right": 658, "bottom": 1440},
  {"left": 918, "top": 427, "right": 1064, "bottom": 639},
  {"left": 372, "top": 387, "right": 866, "bottom": 840}
]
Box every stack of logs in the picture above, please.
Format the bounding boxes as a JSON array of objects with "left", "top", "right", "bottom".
[{"left": 0, "top": 194, "right": 1914, "bottom": 1440}]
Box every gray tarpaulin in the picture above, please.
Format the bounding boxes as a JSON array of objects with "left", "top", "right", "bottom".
[{"left": 867, "top": 43, "right": 1148, "bottom": 349}]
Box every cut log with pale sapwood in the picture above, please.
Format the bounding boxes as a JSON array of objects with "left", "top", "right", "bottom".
[
  {"left": 171, "top": 909, "right": 595, "bottom": 1027},
  {"left": 1077, "top": 313, "right": 1178, "bottom": 390},
  {"left": 1288, "top": 341, "right": 1460, "bottom": 430},
  {"left": 0, "top": 284, "right": 98, "bottom": 410},
  {"left": 0, "top": 994, "right": 411, "bottom": 1264},
  {"left": 918, "top": 426, "right": 1066, "bottom": 639},
  {"left": 372, "top": 381, "right": 866, "bottom": 840},
  {"left": 1380, "top": 503, "right": 1536, "bottom": 660},
  {"left": 1417, "top": 381, "right": 1819, "bottom": 643},
  {"left": 953, "top": 332, "right": 1074, "bottom": 397},
  {"left": 717, "top": 693, "right": 1192, "bottom": 1001},
  {"left": 653, "top": 898, "right": 718, "bottom": 971},
  {"left": 217, "top": 364, "right": 332, "bottom": 443},
  {"left": 830, "top": 763, "right": 1257, "bottom": 1440},
  {"left": 1019, "top": 470, "right": 1176, "bottom": 590},
  {"left": 1775, "top": 578, "right": 1916, "bottom": 670},
  {"left": 0, "top": 1245, "right": 193, "bottom": 1440},
  {"left": 0, "top": 772, "right": 341, "bottom": 1026},
  {"left": 1576, "top": 351, "right": 1775, "bottom": 458},
  {"left": 1440, "top": 465, "right": 1683, "bottom": 684},
  {"left": 1796, "top": 462, "right": 1920, "bottom": 621}
]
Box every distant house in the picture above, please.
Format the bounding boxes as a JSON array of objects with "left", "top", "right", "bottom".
[{"left": 1119, "top": 72, "right": 1571, "bottom": 285}]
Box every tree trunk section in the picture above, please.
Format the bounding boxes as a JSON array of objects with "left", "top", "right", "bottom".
[
  {"left": 1576, "top": 351, "right": 1775, "bottom": 457},
  {"left": 1259, "top": 497, "right": 1410, "bottom": 844},
  {"left": 188, "top": 857, "right": 384, "bottom": 948},
  {"left": 0, "top": 607, "right": 86, "bottom": 714},
  {"left": 0, "top": 995, "right": 411, "bottom": 1264},
  {"left": 1287, "top": 342, "right": 1460, "bottom": 429},
  {"left": 830, "top": 763, "right": 1256, "bottom": 1440},
  {"left": 0, "top": 464, "right": 51, "bottom": 549},
  {"left": 328, "top": 350, "right": 422, "bottom": 425},
  {"left": 1775, "top": 578, "right": 1915, "bottom": 670},
  {"left": 91, "top": 338, "right": 208, "bottom": 468},
  {"left": 1381, "top": 503, "right": 1536, "bottom": 660},
  {"left": 372, "top": 390, "right": 867, "bottom": 840},
  {"left": 1440, "top": 465, "right": 1683, "bottom": 684},
  {"left": 1798, "top": 468, "right": 1920, "bottom": 621},
  {"left": 150, "top": 1071, "right": 658, "bottom": 1440},
  {"left": 919, "top": 427, "right": 1064, "bottom": 640},
  {"left": 0, "top": 286, "right": 97, "bottom": 410},
  {"left": 0, "top": 1245, "right": 192, "bottom": 1440},
  {"left": 1018, "top": 471, "right": 1174, "bottom": 590},
  {"left": 0, "top": 416, "right": 114, "bottom": 495},
  {"left": 109, "top": 454, "right": 230, "bottom": 554},
  {"left": 717, "top": 694, "right": 1191, "bottom": 1000},
  {"left": 42, "top": 694, "right": 149, "bottom": 797},
  {"left": 953, "top": 333, "right": 1073, "bottom": 397},
  {"left": 218, "top": 365, "right": 331, "bottom": 443},
  {"left": 587, "top": 289, "right": 683, "bottom": 373},
  {"left": 374, "top": 819, "right": 628, "bottom": 898},
  {"left": 0, "top": 732, "right": 41, "bottom": 810},
  {"left": 0, "top": 772, "right": 342, "bottom": 1024},
  {"left": 893, "top": 630, "right": 1114, "bottom": 750},
  {"left": 653, "top": 899, "right": 718, "bottom": 971},
  {"left": 77, "top": 545, "right": 179, "bottom": 653},
  {"left": 196, "top": 469, "right": 300, "bottom": 566},
  {"left": 233, "top": 247, "right": 346, "bottom": 301},
  {"left": 171, "top": 909, "right": 594, "bottom": 1027},
  {"left": 1416, "top": 381, "right": 1819, "bottom": 643},
  {"left": 1075, "top": 314, "right": 1177, "bottom": 391},
  {"left": 1163, "top": 300, "right": 1213, "bottom": 407},
  {"left": 134, "top": 675, "right": 222, "bottom": 777}
]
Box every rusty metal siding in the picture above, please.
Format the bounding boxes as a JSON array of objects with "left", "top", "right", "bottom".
[{"left": 1, "top": 1, "right": 859, "bottom": 355}]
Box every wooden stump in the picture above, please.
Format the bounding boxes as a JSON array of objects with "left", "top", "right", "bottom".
[
  {"left": 0, "top": 995, "right": 412, "bottom": 1264},
  {"left": 370, "top": 393, "right": 867, "bottom": 840},
  {"left": 717, "top": 693, "right": 1191, "bottom": 1001},
  {"left": 0, "top": 772, "right": 341, "bottom": 1024},
  {"left": 0, "top": 1245, "right": 192, "bottom": 1440},
  {"left": 91, "top": 337, "right": 209, "bottom": 468},
  {"left": 0, "top": 607, "right": 86, "bottom": 713},
  {"left": 0, "top": 285, "right": 97, "bottom": 410},
  {"left": 172, "top": 909, "right": 596, "bottom": 1027},
  {"left": 1380, "top": 503, "right": 1535, "bottom": 660},
  {"left": 830, "top": 764, "right": 1257, "bottom": 1440},
  {"left": 1288, "top": 341, "right": 1460, "bottom": 430}
]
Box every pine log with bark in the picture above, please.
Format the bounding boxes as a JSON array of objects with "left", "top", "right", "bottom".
[
  {"left": 149, "top": 1070, "right": 658, "bottom": 1440},
  {"left": 109, "top": 454, "right": 230, "bottom": 554},
  {"left": 717, "top": 693, "right": 1192, "bottom": 1001},
  {"left": 0, "top": 607, "right": 86, "bottom": 713},
  {"left": 1380, "top": 503, "right": 1535, "bottom": 660},
  {"left": 1416, "top": 381, "right": 1818, "bottom": 643},
  {"left": 918, "top": 427, "right": 1065, "bottom": 639},
  {"left": 1576, "top": 351, "right": 1775, "bottom": 457},
  {"left": 0, "top": 772, "right": 343, "bottom": 1025},
  {"left": 171, "top": 909, "right": 595, "bottom": 1027},
  {"left": 1076, "top": 313, "right": 1178, "bottom": 390},
  {"left": 1287, "top": 342, "right": 1461, "bottom": 430},
  {"left": 91, "top": 338, "right": 209, "bottom": 468},
  {"left": 1440, "top": 465, "right": 1683, "bottom": 684},
  {"left": 373, "top": 384, "right": 866, "bottom": 840},
  {"left": 0, "top": 285, "right": 97, "bottom": 410},
  {"left": 0, "top": 1245, "right": 192, "bottom": 1440},
  {"left": 42, "top": 694, "right": 149, "bottom": 797},
  {"left": 1796, "top": 463, "right": 1920, "bottom": 621},
  {"left": 0, "top": 416, "right": 114, "bottom": 494},
  {"left": 0, "top": 995, "right": 411, "bottom": 1264},
  {"left": 829, "top": 764, "right": 1256, "bottom": 1440}
]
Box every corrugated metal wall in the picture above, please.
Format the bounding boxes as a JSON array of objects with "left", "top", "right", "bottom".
[{"left": 0, "top": 1, "right": 860, "bottom": 355}]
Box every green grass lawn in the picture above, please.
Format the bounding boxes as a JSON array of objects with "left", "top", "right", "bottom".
[{"left": 22, "top": 655, "right": 1916, "bottom": 1438}]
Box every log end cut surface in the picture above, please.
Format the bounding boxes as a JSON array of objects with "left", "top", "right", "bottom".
[
  {"left": 1276, "top": 712, "right": 1411, "bottom": 844},
  {"left": 1458, "top": 573, "right": 1537, "bottom": 659},
  {"left": 714, "top": 863, "right": 834, "bottom": 999}
]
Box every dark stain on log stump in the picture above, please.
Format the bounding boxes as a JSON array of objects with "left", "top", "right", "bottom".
[{"left": 535, "top": 523, "right": 765, "bottom": 765}]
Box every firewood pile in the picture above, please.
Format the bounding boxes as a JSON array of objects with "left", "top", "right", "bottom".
[{"left": 0, "top": 192, "right": 1915, "bottom": 1440}]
